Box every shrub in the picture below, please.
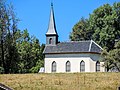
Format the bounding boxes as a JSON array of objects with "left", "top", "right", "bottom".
[{"left": 0, "top": 67, "right": 4, "bottom": 74}]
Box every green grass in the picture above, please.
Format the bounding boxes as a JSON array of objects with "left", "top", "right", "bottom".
[{"left": 0, "top": 73, "right": 120, "bottom": 90}]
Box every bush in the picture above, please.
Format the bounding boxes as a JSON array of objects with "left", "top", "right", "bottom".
[
  {"left": 29, "top": 60, "right": 44, "bottom": 73},
  {"left": 0, "top": 67, "right": 4, "bottom": 74},
  {"left": 30, "top": 66, "right": 40, "bottom": 73}
]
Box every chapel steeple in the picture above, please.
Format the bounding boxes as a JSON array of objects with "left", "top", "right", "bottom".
[{"left": 46, "top": 3, "right": 58, "bottom": 45}]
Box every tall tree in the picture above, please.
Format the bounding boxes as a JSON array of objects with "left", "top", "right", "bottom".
[
  {"left": 0, "top": 0, "right": 6, "bottom": 73},
  {"left": 0, "top": 0, "right": 19, "bottom": 73},
  {"left": 17, "top": 29, "right": 45, "bottom": 73},
  {"left": 102, "top": 41, "right": 120, "bottom": 72},
  {"left": 0, "top": 0, "right": 45, "bottom": 74},
  {"left": 90, "top": 3, "right": 120, "bottom": 51},
  {"left": 70, "top": 2, "right": 120, "bottom": 51},
  {"left": 70, "top": 18, "right": 90, "bottom": 41}
]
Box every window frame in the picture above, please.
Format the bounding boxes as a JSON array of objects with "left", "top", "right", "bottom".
[
  {"left": 66, "top": 61, "right": 71, "bottom": 72},
  {"left": 51, "top": 61, "right": 56, "bottom": 72},
  {"left": 80, "top": 60, "right": 85, "bottom": 72},
  {"left": 96, "top": 61, "right": 100, "bottom": 72},
  {"left": 49, "top": 38, "right": 52, "bottom": 44}
]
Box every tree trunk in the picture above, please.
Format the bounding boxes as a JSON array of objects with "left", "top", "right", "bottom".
[{"left": 1, "top": 39, "right": 5, "bottom": 72}]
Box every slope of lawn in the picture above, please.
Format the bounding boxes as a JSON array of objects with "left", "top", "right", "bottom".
[{"left": 0, "top": 73, "right": 120, "bottom": 90}]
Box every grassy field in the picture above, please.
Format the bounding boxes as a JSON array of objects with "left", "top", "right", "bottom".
[{"left": 0, "top": 73, "right": 120, "bottom": 90}]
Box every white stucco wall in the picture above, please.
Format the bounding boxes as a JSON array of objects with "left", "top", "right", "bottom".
[{"left": 44, "top": 53, "right": 105, "bottom": 73}]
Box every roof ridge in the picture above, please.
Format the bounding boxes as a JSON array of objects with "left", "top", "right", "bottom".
[
  {"left": 43, "top": 40, "right": 102, "bottom": 54},
  {"left": 60, "top": 40, "right": 91, "bottom": 43}
]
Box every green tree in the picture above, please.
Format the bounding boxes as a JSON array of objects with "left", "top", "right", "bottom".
[
  {"left": 102, "top": 41, "right": 120, "bottom": 72},
  {"left": 0, "top": 0, "right": 20, "bottom": 73},
  {"left": 17, "top": 29, "right": 45, "bottom": 73},
  {"left": 91, "top": 3, "right": 120, "bottom": 51},
  {"left": 0, "top": 0, "right": 6, "bottom": 73},
  {"left": 70, "top": 18, "right": 90, "bottom": 41},
  {"left": 70, "top": 2, "right": 120, "bottom": 51},
  {"left": 0, "top": 0, "right": 45, "bottom": 74},
  {"left": 17, "top": 29, "right": 32, "bottom": 73},
  {"left": 101, "top": 50, "right": 114, "bottom": 72},
  {"left": 30, "top": 43, "right": 45, "bottom": 73}
]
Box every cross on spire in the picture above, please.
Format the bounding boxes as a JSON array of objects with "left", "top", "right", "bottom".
[{"left": 51, "top": 2, "right": 53, "bottom": 7}]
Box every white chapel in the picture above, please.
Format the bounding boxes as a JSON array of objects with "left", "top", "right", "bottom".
[{"left": 43, "top": 4, "right": 105, "bottom": 73}]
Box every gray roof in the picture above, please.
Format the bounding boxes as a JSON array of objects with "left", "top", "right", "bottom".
[
  {"left": 43, "top": 40, "right": 103, "bottom": 54},
  {"left": 46, "top": 4, "right": 58, "bottom": 35}
]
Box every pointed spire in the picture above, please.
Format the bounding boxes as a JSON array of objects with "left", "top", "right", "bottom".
[{"left": 46, "top": 3, "right": 58, "bottom": 35}]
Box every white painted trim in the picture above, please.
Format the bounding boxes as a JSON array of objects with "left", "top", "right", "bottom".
[
  {"left": 89, "top": 40, "right": 93, "bottom": 52},
  {"left": 91, "top": 40, "right": 103, "bottom": 50}
]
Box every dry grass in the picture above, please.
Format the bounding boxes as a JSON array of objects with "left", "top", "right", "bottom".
[{"left": 0, "top": 73, "right": 120, "bottom": 90}]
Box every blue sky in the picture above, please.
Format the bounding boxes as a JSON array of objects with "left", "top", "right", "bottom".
[{"left": 8, "top": 0, "right": 119, "bottom": 44}]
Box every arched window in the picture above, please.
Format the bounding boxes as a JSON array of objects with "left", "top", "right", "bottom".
[
  {"left": 80, "top": 61, "right": 85, "bottom": 72},
  {"left": 96, "top": 61, "right": 100, "bottom": 72},
  {"left": 49, "top": 38, "right": 52, "bottom": 44},
  {"left": 66, "top": 61, "right": 71, "bottom": 72},
  {"left": 52, "top": 61, "right": 56, "bottom": 72}
]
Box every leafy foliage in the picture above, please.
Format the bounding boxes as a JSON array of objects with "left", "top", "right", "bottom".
[
  {"left": 0, "top": 0, "right": 20, "bottom": 73},
  {"left": 0, "top": 66, "right": 4, "bottom": 74},
  {"left": 16, "top": 29, "right": 45, "bottom": 73},
  {"left": 102, "top": 41, "right": 120, "bottom": 72},
  {"left": 70, "top": 2, "right": 120, "bottom": 51},
  {"left": 0, "top": 0, "right": 44, "bottom": 73},
  {"left": 70, "top": 18, "right": 90, "bottom": 41}
]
